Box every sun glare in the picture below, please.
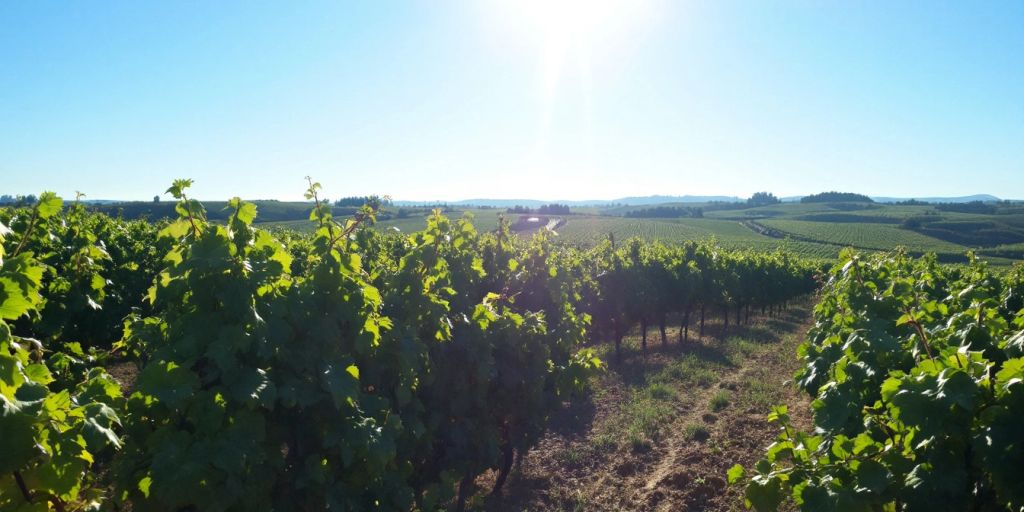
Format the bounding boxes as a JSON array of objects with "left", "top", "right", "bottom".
[
  {"left": 512, "top": 0, "right": 635, "bottom": 37},
  {"left": 488, "top": 0, "right": 655, "bottom": 162},
  {"left": 490, "top": 0, "right": 653, "bottom": 90}
]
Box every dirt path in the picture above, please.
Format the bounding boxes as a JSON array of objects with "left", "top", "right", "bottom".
[{"left": 470, "top": 303, "right": 815, "bottom": 511}]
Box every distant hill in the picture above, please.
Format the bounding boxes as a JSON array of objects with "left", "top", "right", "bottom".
[
  {"left": 394, "top": 199, "right": 547, "bottom": 208},
  {"left": 870, "top": 194, "right": 1000, "bottom": 203},
  {"left": 394, "top": 194, "right": 1005, "bottom": 208},
  {"left": 611, "top": 195, "right": 744, "bottom": 205},
  {"left": 394, "top": 195, "right": 744, "bottom": 207},
  {"left": 778, "top": 194, "right": 1000, "bottom": 204}
]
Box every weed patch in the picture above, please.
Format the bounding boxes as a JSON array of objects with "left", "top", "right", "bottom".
[
  {"left": 683, "top": 422, "right": 710, "bottom": 441},
  {"left": 709, "top": 390, "right": 731, "bottom": 411}
]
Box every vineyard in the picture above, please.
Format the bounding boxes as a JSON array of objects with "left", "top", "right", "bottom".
[
  {"left": 6, "top": 0, "right": 1021, "bottom": 509},
  {"left": 757, "top": 219, "right": 969, "bottom": 257},
  {"left": 307, "top": 204, "right": 1024, "bottom": 267},
  {"left": 391, "top": 214, "right": 846, "bottom": 260},
  {"left": 271, "top": 210, "right": 509, "bottom": 236},
  {"left": 0, "top": 184, "right": 818, "bottom": 511},
  {"left": 5, "top": 186, "right": 1023, "bottom": 511},
  {"left": 732, "top": 250, "right": 1024, "bottom": 510}
]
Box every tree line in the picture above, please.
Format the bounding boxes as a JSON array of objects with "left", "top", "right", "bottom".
[
  {"left": 334, "top": 195, "right": 394, "bottom": 208},
  {"left": 506, "top": 204, "right": 571, "bottom": 215},
  {"left": 624, "top": 205, "right": 704, "bottom": 218},
  {"left": 800, "top": 191, "right": 874, "bottom": 203}
]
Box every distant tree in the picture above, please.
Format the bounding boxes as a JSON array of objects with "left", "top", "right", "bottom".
[
  {"left": 334, "top": 196, "right": 392, "bottom": 207},
  {"left": 537, "top": 203, "right": 571, "bottom": 215},
  {"left": 153, "top": 195, "right": 160, "bottom": 203},
  {"left": 700, "top": 201, "right": 749, "bottom": 213},
  {"left": 934, "top": 201, "right": 997, "bottom": 214},
  {"left": 0, "top": 194, "right": 13, "bottom": 204},
  {"left": 800, "top": 191, "right": 874, "bottom": 203},
  {"left": 901, "top": 216, "right": 925, "bottom": 229},
  {"left": 624, "top": 206, "right": 703, "bottom": 219},
  {"left": 505, "top": 204, "right": 572, "bottom": 215},
  {"left": 747, "top": 192, "right": 781, "bottom": 206}
]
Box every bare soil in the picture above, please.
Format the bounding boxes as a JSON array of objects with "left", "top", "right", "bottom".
[{"left": 105, "top": 357, "right": 140, "bottom": 392}]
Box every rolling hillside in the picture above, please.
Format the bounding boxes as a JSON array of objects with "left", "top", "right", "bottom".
[{"left": 274, "top": 200, "right": 1024, "bottom": 265}]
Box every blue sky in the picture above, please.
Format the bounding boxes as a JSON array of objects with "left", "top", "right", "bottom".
[{"left": 1, "top": 1, "right": 1021, "bottom": 201}]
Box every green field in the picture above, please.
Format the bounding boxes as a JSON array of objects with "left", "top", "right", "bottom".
[
  {"left": 552, "top": 216, "right": 841, "bottom": 258},
  {"left": 757, "top": 219, "right": 967, "bottom": 254},
  {"left": 256, "top": 201, "right": 1024, "bottom": 266}
]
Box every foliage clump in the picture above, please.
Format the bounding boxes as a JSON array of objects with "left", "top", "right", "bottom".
[
  {"left": 732, "top": 250, "right": 1024, "bottom": 511},
  {"left": 800, "top": 191, "right": 874, "bottom": 204}
]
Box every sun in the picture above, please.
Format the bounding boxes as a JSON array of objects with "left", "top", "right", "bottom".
[
  {"left": 482, "top": 0, "right": 656, "bottom": 174},
  {"left": 510, "top": 0, "right": 636, "bottom": 37},
  {"left": 490, "top": 0, "right": 653, "bottom": 92},
  {"left": 489, "top": 0, "right": 653, "bottom": 120}
]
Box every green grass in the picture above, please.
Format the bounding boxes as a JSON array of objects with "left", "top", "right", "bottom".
[
  {"left": 724, "top": 337, "right": 761, "bottom": 362},
  {"left": 738, "top": 377, "right": 781, "bottom": 411},
  {"left": 683, "top": 422, "right": 711, "bottom": 441},
  {"left": 557, "top": 445, "right": 593, "bottom": 467},
  {"left": 590, "top": 342, "right": 739, "bottom": 452},
  {"left": 709, "top": 390, "right": 731, "bottom": 412},
  {"left": 622, "top": 383, "right": 680, "bottom": 452},
  {"left": 595, "top": 369, "right": 690, "bottom": 453},
  {"left": 590, "top": 432, "right": 619, "bottom": 453},
  {"left": 650, "top": 354, "right": 721, "bottom": 389},
  {"left": 645, "top": 382, "right": 677, "bottom": 401},
  {"left": 620, "top": 394, "right": 674, "bottom": 452}
]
